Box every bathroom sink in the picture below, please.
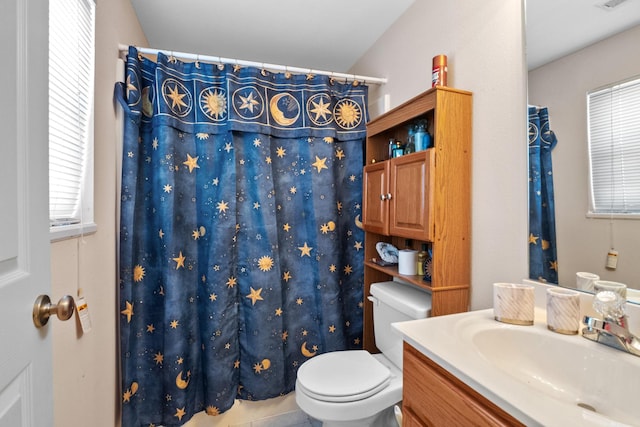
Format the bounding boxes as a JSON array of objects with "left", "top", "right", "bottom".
[
  {"left": 393, "top": 308, "right": 640, "bottom": 427},
  {"left": 471, "top": 323, "right": 640, "bottom": 425}
]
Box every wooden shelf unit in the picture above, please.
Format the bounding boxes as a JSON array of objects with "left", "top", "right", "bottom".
[{"left": 362, "top": 86, "right": 472, "bottom": 352}]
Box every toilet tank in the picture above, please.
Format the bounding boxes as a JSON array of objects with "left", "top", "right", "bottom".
[{"left": 369, "top": 280, "right": 431, "bottom": 369}]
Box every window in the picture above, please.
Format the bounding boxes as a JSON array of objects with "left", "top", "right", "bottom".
[
  {"left": 587, "top": 76, "right": 640, "bottom": 216},
  {"left": 49, "top": 0, "right": 96, "bottom": 240}
]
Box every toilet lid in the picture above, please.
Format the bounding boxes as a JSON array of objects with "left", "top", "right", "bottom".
[{"left": 297, "top": 350, "right": 391, "bottom": 403}]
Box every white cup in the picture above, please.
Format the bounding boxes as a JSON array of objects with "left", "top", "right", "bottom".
[
  {"left": 546, "top": 288, "right": 581, "bottom": 335},
  {"left": 593, "top": 280, "right": 627, "bottom": 299},
  {"left": 493, "top": 283, "right": 535, "bottom": 325},
  {"left": 576, "top": 272, "right": 599, "bottom": 291}
]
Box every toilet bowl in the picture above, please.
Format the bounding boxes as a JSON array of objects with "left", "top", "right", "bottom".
[
  {"left": 296, "top": 352, "right": 401, "bottom": 427},
  {"left": 295, "top": 280, "right": 431, "bottom": 427}
]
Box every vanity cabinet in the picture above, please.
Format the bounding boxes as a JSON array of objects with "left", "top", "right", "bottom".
[
  {"left": 362, "top": 87, "right": 472, "bottom": 352},
  {"left": 402, "top": 343, "right": 525, "bottom": 427}
]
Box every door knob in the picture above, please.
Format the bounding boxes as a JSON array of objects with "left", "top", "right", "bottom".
[
  {"left": 380, "top": 194, "right": 387, "bottom": 201},
  {"left": 33, "top": 294, "right": 75, "bottom": 328},
  {"left": 386, "top": 193, "right": 392, "bottom": 200}
]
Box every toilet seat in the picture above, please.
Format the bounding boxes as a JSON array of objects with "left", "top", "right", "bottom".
[{"left": 296, "top": 350, "right": 391, "bottom": 403}]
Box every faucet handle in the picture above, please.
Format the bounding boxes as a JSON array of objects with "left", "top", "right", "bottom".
[{"left": 593, "top": 290, "right": 626, "bottom": 320}]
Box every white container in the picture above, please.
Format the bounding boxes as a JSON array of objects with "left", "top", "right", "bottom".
[
  {"left": 546, "top": 287, "right": 581, "bottom": 335},
  {"left": 398, "top": 249, "right": 418, "bottom": 275},
  {"left": 493, "top": 283, "right": 535, "bottom": 326},
  {"left": 576, "top": 272, "right": 599, "bottom": 291},
  {"left": 593, "top": 280, "right": 627, "bottom": 299}
]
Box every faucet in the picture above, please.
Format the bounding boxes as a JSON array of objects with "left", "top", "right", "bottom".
[{"left": 582, "top": 290, "right": 640, "bottom": 357}]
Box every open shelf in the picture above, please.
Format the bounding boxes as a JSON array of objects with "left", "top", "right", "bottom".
[
  {"left": 365, "top": 260, "right": 470, "bottom": 293},
  {"left": 364, "top": 260, "right": 432, "bottom": 290}
]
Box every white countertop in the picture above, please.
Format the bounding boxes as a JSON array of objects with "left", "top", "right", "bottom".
[{"left": 393, "top": 308, "right": 640, "bottom": 427}]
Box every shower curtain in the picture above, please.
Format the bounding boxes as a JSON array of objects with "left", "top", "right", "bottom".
[
  {"left": 528, "top": 106, "right": 558, "bottom": 283},
  {"left": 116, "top": 47, "right": 367, "bottom": 426}
]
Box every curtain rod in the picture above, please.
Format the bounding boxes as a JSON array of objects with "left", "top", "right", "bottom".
[{"left": 118, "top": 44, "right": 387, "bottom": 85}]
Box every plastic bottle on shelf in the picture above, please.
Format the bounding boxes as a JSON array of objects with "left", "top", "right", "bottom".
[
  {"left": 417, "top": 244, "right": 427, "bottom": 276},
  {"left": 392, "top": 140, "right": 404, "bottom": 158},
  {"left": 405, "top": 124, "right": 416, "bottom": 154},
  {"left": 414, "top": 120, "right": 432, "bottom": 151}
]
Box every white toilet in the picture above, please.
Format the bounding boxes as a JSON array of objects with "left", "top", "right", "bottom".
[{"left": 296, "top": 280, "right": 432, "bottom": 427}]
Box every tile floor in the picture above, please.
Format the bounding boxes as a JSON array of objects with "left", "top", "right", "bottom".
[{"left": 230, "top": 409, "right": 321, "bottom": 427}]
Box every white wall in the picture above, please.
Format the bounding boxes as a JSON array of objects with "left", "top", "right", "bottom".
[
  {"left": 528, "top": 25, "right": 640, "bottom": 289},
  {"left": 50, "top": 1, "right": 147, "bottom": 426},
  {"left": 51, "top": 1, "right": 529, "bottom": 425},
  {"left": 352, "top": 0, "right": 529, "bottom": 310}
]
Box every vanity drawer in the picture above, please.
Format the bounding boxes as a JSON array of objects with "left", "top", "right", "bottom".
[{"left": 402, "top": 343, "right": 524, "bottom": 427}]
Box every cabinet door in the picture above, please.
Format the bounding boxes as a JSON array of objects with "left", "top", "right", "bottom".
[
  {"left": 403, "top": 344, "right": 525, "bottom": 427},
  {"left": 362, "top": 161, "right": 389, "bottom": 235},
  {"left": 389, "top": 151, "right": 434, "bottom": 241},
  {"left": 402, "top": 407, "right": 427, "bottom": 427}
]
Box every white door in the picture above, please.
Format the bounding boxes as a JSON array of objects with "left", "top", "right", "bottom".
[{"left": 0, "top": 1, "right": 53, "bottom": 426}]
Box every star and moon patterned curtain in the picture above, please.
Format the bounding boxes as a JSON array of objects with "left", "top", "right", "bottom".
[
  {"left": 116, "top": 46, "right": 367, "bottom": 427},
  {"left": 528, "top": 106, "right": 558, "bottom": 284}
]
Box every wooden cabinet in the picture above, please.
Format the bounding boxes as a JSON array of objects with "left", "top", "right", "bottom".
[
  {"left": 362, "top": 87, "right": 472, "bottom": 352},
  {"left": 362, "top": 161, "right": 388, "bottom": 235},
  {"left": 402, "top": 407, "right": 427, "bottom": 427},
  {"left": 402, "top": 343, "right": 525, "bottom": 427},
  {"left": 402, "top": 406, "right": 427, "bottom": 427},
  {"left": 363, "top": 150, "right": 435, "bottom": 241}
]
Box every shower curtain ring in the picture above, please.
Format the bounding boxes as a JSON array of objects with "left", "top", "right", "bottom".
[
  {"left": 195, "top": 54, "right": 201, "bottom": 69},
  {"left": 330, "top": 72, "right": 335, "bottom": 85},
  {"left": 233, "top": 59, "right": 241, "bottom": 73},
  {"left": 217, "top": 57, "right": 224, "bottom": 71},
  {"left": 284, "top": 65, "right": 291, "bottom": 79},
  {"left": 261, "top": 63, "right": 268, "bottom": 76}
]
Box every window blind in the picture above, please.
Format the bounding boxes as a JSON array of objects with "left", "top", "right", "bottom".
[
  {"left": 587, "top": 76, "right": 640, "bottom": 214},
  {"left": 49, "top": 0, "right": 95, "bottom": 225}
]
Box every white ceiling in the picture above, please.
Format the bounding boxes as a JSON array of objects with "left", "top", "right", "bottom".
[
  {"left": 129, "top": 0, "right": 415, "bottom": 72},
  {"left": 129, "top": 0, "right": 640, "bottom": 73},
  {"left": 526, "top": 0, "right": 640, "bottom": 70}
]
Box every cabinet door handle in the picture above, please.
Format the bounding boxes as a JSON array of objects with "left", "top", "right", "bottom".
[
  {"left": 380, "top": 194, "right": 387, "bottom": 201},
  {"left": 387, "top": 193, "right": 392, "bottom": 200}
]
